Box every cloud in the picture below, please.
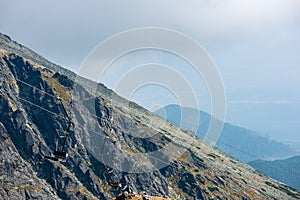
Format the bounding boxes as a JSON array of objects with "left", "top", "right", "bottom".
[
  {"left": 163, "top": 0, "right": 300, "bottom": 42},
  {"left": 0, "top": 0, "right": 299, "bottom": 70},
  {"left": 2, "top": 0, "right": 299, "bottom": 43},
  {"left": 229, "top": 100, "right": 300, "bottom": 105}
]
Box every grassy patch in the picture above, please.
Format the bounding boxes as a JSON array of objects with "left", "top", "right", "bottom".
[
  {"left": 42, "top": 72, "right": 71, "bottom": 102},
  {"left": 36, "top": 185, "right": 42, "bottom": 193},
  {"left": 0, "top": 184, "right": 34, "bottom": 192},
  {"left": 79, "top": 187, "right": 98, "bottom": 200}
]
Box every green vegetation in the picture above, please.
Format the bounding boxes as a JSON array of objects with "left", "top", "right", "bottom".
[
  {"left": 207, "top": 153, "right": 219, "bottom": 159},
  {"left": 250, "top": 156, "right": 300, "bottom": 191},
  {"left": 279, "top": 183, "right": 298, "bottom": 192},
  {"left": 162, "top": 136, "right": 172, "bottom": 143},
  {"left": 159, "top": 128, "right": 172, "bottom": 136},
  {"left": 207, "top": 154, "right": 216, "bottom": 159},
  {"left": 225, "top": 170, "right": 231, "bottom": 175},
  {"left": 181, "top": 166, "right": 187, "bottom": 172},
  {"left": 265, "top": 181, "right": 300, "bottom": 198},
  {"left": 230, "top": 159, "right": 236, "bottom": 164},
  {"left": 241, "top": 178, "right": 247, "bottom": 184},
  {"left": 86, "top": 161, "right": 93, "bottom": 168},
  {"left": 196, "top": 174, "right": 202, "bottom": 182},
  {"left": 188, "top": 149, "right": 204, "bottom": 162},
  {"left": 208, "top": 186, "right": 219, "bottom": 193}
]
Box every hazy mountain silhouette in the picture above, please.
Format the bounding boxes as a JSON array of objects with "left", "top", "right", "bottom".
[
  {"left": 155, "top": 104, "right": 297, "bottom": 162},
  {"left": 249, "top": 156, "right": 300, "bottom": 191}
]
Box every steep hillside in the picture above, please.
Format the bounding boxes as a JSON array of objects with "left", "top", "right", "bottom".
[
  {"left": 155, "top": 105, "right": 296, "bottom": 162},
  {"left": 1, "top": 34, "right": 300, "bottom": 199},
  {"left": 249, "top": 156, "right": 300, "bottom": 191}
]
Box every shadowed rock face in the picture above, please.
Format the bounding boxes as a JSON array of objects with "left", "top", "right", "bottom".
[{"left": 0, "top": 33, "right": 300, "bottom": 200}]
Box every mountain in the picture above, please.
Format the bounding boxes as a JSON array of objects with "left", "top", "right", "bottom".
[
  {"left": 1, "top": 33, "right": 300, "bottom": 199},
  {"left": 155, "top": 104, "right": 297, "bottom": 163},
  {"left": 249, "top": 156, "right": 300, "bottom": 191}
]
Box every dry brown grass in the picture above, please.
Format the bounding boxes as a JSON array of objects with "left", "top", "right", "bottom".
[
  {"left": 112, "top": 193, "right": 174, "bottom": 200},
  {"left": 41, "top": 70, "right": 71, "bottom": 102}
]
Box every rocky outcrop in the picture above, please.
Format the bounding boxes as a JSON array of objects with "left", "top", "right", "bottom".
[
  {"left": 1, "top": 34, "right": 300, "bottom": 200},
  {"left": 0, "top": 122, "right": 59, "bottom": 199}
]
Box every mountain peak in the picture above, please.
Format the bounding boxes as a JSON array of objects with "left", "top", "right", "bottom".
[{"left": 1, "top": 33, "right": 299, "bottom": 199}]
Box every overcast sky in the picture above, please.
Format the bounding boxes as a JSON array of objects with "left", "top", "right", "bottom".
[{"left": 1, "top": 0, "right": 300, "bottom": 148}]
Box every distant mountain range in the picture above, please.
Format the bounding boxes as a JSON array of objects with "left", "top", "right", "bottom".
[
  {"left": 155, "top": 104, "right": 297, "bottom": 163},
  {"left": 249, "top": 156, "right": 300, "bottom": 191}
]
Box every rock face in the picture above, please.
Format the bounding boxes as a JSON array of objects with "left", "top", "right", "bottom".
[{"left": 0, "top": 33, "right": 300, "bottom": 200}]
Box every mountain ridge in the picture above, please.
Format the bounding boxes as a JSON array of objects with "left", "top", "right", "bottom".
[
  {"left": 249, "top": 156, "right": 300, "bottom": 191},
  {"left": 0, "top": 33, "right": 128, "bottom": 109},
  {"left": 155, "top": 104, "right": 297, "bottom": 162},
  {"left": 1, "top": 33, "right": 300, "bottom": 199}
]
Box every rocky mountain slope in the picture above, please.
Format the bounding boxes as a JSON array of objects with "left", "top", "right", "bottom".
[
  {"left": 249, "top": 156, "right": 300, "bottom": 191},
  {"left": 1, "top": 33, "right": 300, "bottom": 199},
  {"left": 155, "top": 105, "right": 296, "bottom": 162}
]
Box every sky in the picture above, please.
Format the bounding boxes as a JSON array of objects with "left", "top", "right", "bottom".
[{"left": 1, "top": 0, "right": 300, "bottom": 148}]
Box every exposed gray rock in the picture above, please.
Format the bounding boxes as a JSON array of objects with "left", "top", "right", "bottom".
[
  {"left": 1, "top": 33, "right": 300, "bottom": 200},
  {"left": 178, "top": 172, "right": 205, "bottom": 200},
  {"left": 0, "top": 123, "right": 59, "bottom": 200}
]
